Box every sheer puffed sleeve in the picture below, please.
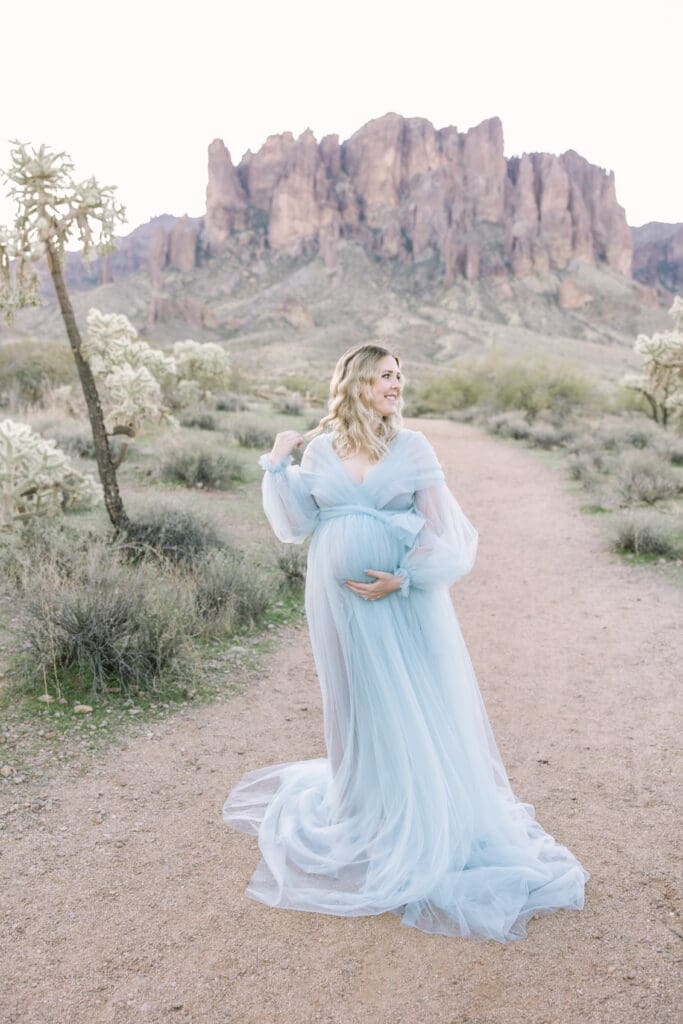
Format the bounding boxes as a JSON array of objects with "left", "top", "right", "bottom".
[
  {"left": 395, "top": 432, "right": 478, "bottom": 594},
  {"left": 258, "top": 446, "right": 319, "bottom": 544}
]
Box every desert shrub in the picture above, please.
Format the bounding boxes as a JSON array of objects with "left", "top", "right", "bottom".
[
  {"left": 610, "top": 510, "right": 683, "bottom": 558},
  {"left": 566, "top": 450, "right": 613, "bottom": 488},
  {"left": 122, "top": 505, "right": 222, "bottom": 565},
  {"left": 0, "top": 340, "right": 77, "bottom": 406},
  {"left": 180, "top": 412, "right": 219, "bottom": 431},
  {"left": 215, "top": 392, "right": 249, "bottom": 412},
  {"left": 525, "top": 422, "right": 575, "bottom": 449},
  {"left": 413, "top": 353, "right": 600, "bottom": 421},
  {"left": 41, "top": 425, "right": 97, "bottom": 459},
  {"left": 231, "top": 417, "right": 275, "bottom": 449},
  {"left": 11, "top": 547, "right": 196, "bottom": 697},
  {"left": 654, "top": 435, "right": 683, "bottom": 466},
  {"left": 275, "top": 393, "right": 304, "bottom": 416},
  {"left": 160, "top": 449, "right": 245, "bottom": 490},
  {"left": 487, "top": 411, "right": 534, "bottom": 440},
  {"left": 617, "top": 424, "right": 659, "bottom": 449},
  {"left": 614, "top": 451, "right": 681, "bottom": 505},
  {"left": 276, "top": 374, "right": 326, "bottom": 399},
  {"left": 412, "top": 373, "right": 486, "bottom": 416},
  {"left": 189, "top": 548, "right": 271, "bottom": 635},
  {"left": 491, "top": 358, "right": 599, "bottom": 421},
  {"left": 0, "top": 518, "right": 100, "bottom": 590},
  {"left": 277, "top": 544, "right": 308, "bottom": 588}
]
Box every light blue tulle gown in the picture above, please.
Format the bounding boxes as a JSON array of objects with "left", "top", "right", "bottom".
[{"left": 222, "top": 428, "right": 589, "bottom": 942}]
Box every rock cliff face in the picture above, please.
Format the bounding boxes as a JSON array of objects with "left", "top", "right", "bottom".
[
  {"left": 205, "top": 113, "right": 633, "bottom": 284},
  {"left": 632, "top": 222, "right": 683, "bottom": 294}
]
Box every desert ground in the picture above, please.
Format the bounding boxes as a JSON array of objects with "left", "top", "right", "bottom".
[{"left": 1, "top": 418, "right": 681, "bottom": 1024}]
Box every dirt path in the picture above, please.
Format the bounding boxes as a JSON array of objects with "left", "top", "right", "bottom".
[{"left": 1, "top": 419, "right": 681, "bottom": 1024}]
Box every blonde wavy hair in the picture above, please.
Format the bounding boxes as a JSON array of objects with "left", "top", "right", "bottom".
[{"left": 306, "top": 344, "right": 404, "bottom": 460}]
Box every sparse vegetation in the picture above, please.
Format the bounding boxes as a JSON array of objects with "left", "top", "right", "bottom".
[
  {"left": 276, "top": 544, "right": 308, "bottom": 589},
  {"left": 121, "top": 505, "right": 223, "bottom": 565},
  {"left": 230, "top": 416, "right": 275, "bottom": 449},
  {"left": 180, "top": 412, "right": 219, "bottom": 431},
  {"left": 189, "top": 548, "right": 271, "bottom": 636},
  {"left": 160, "top": 448, "right": 246, "bottom": 490},
  {"left": 413, "top": 351, "right": 602, "bottom": 421},
  {"left": 0, "top": 340, "right": 77, "bottom": 407},
  {"left": 11, "top": 545, "right": 197, "bottom": 698},
  {"left": 610, "top": 509, "right": 683, "bottom": 558},
  {"left": 614, "top": 451, "right": 681, "bottom": 506}
]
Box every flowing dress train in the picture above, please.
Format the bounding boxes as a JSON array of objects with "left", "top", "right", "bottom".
[{"left": 222, "top": 427, "right": 590, "bottom": 942}]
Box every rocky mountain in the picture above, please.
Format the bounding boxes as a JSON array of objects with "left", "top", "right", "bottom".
[
  {"left": 13, "top": 112, "right": 677, "bottom": 382},
  {"left": 55, "top": 111, "right": 670, "bottom": 303},
  {"left": 631, "top": 222, "right": 683, "bottom": 294},
  {"left": 205, "top": 114, "right": 634, "bottom": 285}
]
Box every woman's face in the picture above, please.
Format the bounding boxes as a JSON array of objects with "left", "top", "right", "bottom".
[{"left": 369, "top": 355, "right": 402, "bottom": 417}]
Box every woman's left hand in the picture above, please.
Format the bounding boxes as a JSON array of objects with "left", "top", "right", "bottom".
[{"left": 345, "top": 569, "right": 402, "bottom": 601}]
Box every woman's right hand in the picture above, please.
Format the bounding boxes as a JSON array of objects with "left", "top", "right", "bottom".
[{"left": 269, "top": 430, "right": 305, "bottom": 465}]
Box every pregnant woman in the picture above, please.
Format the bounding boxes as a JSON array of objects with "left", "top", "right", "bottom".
[{"left": 222, "top": 343, "right": 589, "bottom": 942}]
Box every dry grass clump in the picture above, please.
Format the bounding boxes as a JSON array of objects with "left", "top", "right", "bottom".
[
  {"left": 189, "top": 548, "right": 271, "bottom": 636},
  {"left": 274, "top": 393, "right": 304, "bottom": 416},
  {"left": 566, "top": 449, "right": 615, "bottom": 489},
  {"left": 180, "top": 412, "right": 220, "bottom": 431},
  {"left": 4, "top": 507, "right": 278, "bottom": 699},
  {"left": 610, "top": 510, "right": 683, "bottom": 558},
  {"left": 160, "top": 449, "right": 246, "bottom": 490},
  {"left": 230, "top": 416, "right": 275, "bottom": 449},
  {"left": 12, "top": 546, "right": 196, "bottom": 698},
  {"left": 488, "top": 412, "right": 574, "bottom": 449},
  {"left": 276, "top": 545, "right": 308, "bottom": 588},
  {"left": 40, "top": 424, "right": 96, "bottom": 459},
  {"left": 121, "top": 505, "right": 223, "bottom": 565},
  {"left": 614, "top": 451, "right": 681, "bottom": 506},
  {"left": 654, "top": 435, "right": 683, "bottom": 466},
  {"left": 215, "top": 392, "right": 250, "bottom": 412}
]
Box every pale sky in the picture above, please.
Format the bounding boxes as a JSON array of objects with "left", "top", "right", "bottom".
[{"left": 1, "top": 0, "right": 680, "bottom": 235}]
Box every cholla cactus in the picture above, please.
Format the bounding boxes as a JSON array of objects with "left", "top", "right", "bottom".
[
  {"left": 0, "top": 142, "right": 129, "bottom": 530},
  {"left": 82, "top": 310, "right": 232, "bottom": 424},
  {"left": 172, "top": 339, "right": 232, "bottom": 403},
  {"left": 0, "top": 141, "right": 125, "bottom": 323},
  {"left": 0, "top": 418, "right": 102, "bottom": 530},
  {"left": 83, "top": 308, "right": 177, "bottom": 432},
  {"left": 623, "top": 296, "right": 683, "bottom": 428}
]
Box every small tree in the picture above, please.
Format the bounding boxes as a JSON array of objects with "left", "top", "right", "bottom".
[
  {"left": 0, "top": 141, "right": 129, "bottom": 530},
  {"left": 622, "top": 295, "right": 683, "bottom": 429}
]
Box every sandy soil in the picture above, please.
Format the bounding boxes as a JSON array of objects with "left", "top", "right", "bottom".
[{"left": 1, "top": 419, "right": 681, "bottom": 1024}]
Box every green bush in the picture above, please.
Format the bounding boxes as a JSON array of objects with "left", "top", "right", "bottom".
[
  {"left": 615, "top": 451, "right": 681, "bottom": 506},
  {"left": 412, "top": 352, "right": 600, "bottom": 422},
  {"left": 0, "top": 340, "right": 77, "bottom": 406},
  {"left": 160, "top": 449, "right": 246, "bottom": 490},
  {"left": 411, "top": 373, "right": 485, "bottom": 416},
  {"left": 122, "top": 505, "right": 223, "bottom": 565},
  {"left": 610, "top": 510, "right": 683, "bottom": 558},
  {"left": 11, "top": 547, "right": 196, "bottom": 697}
]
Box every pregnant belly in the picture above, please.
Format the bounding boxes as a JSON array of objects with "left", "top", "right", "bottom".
[{"left": 314, "top": 513, "right": 405, "bottom": 583}]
